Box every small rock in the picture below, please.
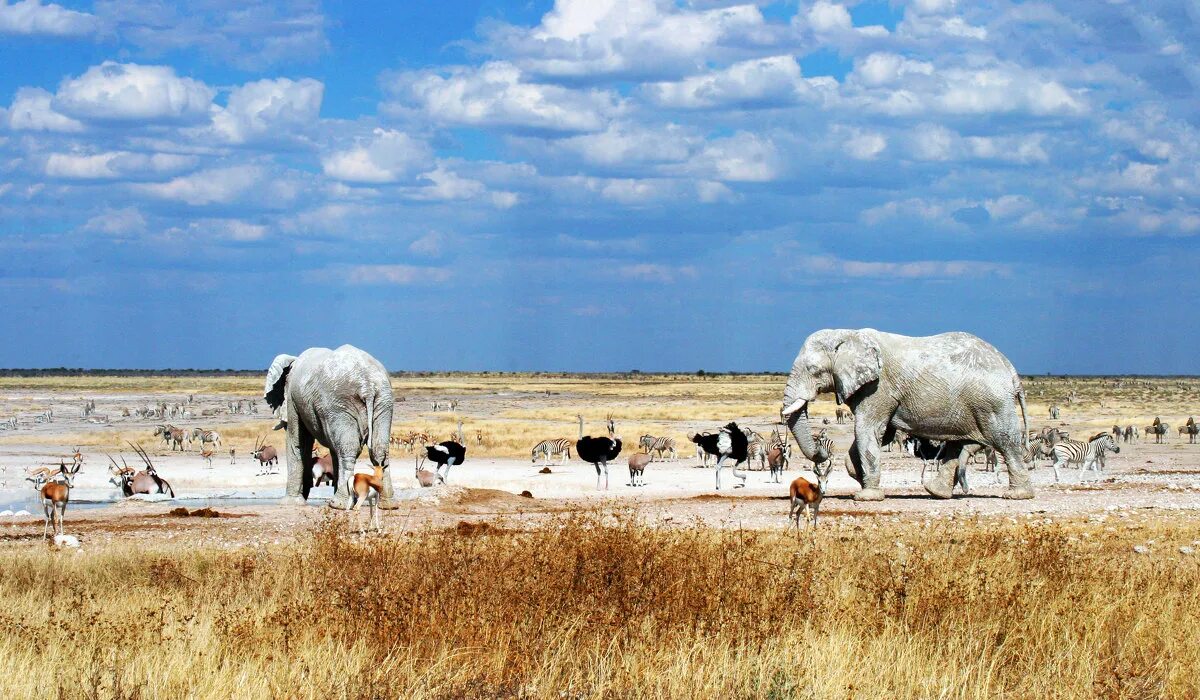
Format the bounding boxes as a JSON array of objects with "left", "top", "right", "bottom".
[
  {"left": 1180, "top": 546, "right": 1195, "bottom": 555},
  {"left": 53, "top": 534, "right": 80, "bottom": 548},
  {"left": 1132, "top": 545, "right": 1149, "bottom": 554}
]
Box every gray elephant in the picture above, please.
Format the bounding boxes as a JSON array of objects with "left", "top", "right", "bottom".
[
  {"left": 263, "top": 345, "right": 397, "bottom": 509},
  {"left": 780, "top": 329, "right": 1031, "bottom": 501}
]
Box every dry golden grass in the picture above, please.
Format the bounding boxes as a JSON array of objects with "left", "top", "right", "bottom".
[{"left": 2, "top": 512, "right": 1198, "bottom": 699}]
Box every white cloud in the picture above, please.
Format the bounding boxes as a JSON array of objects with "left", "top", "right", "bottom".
[
  {"left": 807, "top": 1, "right": 851, "bottom": 32},
  {"left": 5, "top": 87, "right": 84, "bottom": 132},
  {"left": 322, "top": 129, "right": 432, "bottom": 184},
  {"left": 852, "top": 53, "right": 933, "bottom": 87},
  {"left": 556, "top": 122, "right": 694, "bottom": 166},
  {"left": 646, "top": 55, "right": 835, "bottom": 110},
  {"left": 843, "top": 129, "right": 887, "bottom": 160},
  {"left": 44, "top": 151, "right": 196, "bottom": 180},
  {"left": 616, "top": 263, "right": 697, "bottom": 283},
  {"left": 0, "top": 0, "right": 96, "bottom": 36},
  {"left": 409, "top": 231, "right": 444, "bottom": 256},
  {"left": 211, "top": 78, "right": 324, "bottom": 144},
  {"left": 165, "top": 218, "right": 269, "bottom": 241},
  {"left": 386, "top": 61, "right": 623, "bottom": 134},
  {"left": 137, "top": 165, "right": 263, "bottom": 205},
  {"left": 490, "top": 0, "right": 772, "bottom": 80},
  {"left": 81, "top": 207, "right": 147, "bottom": 236},
  {"left": 339, "top": 264, "right": 451, "bottom": 285},
  {"left": 675, "top": 132, "right": 781, "bottom": 182},
  {"left": 53, "top": 62, "right": 214, "bottom": 124},
  {"left": 797, "top": 254, "right": 1010, "bottom": 279}
]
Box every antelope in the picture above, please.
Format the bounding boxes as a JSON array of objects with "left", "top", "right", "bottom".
[
  {"left": 252, "top": 435, "right": 279, "bottom": 474},
  {"left": 627, "top": 452, "right": 651, "bottom": 487},
  {"left": 312, "top": 447, "right": 335, "bottom": 488},
  {"left": 107, "top": 444, "right": 174, "bottom": 497},
  {"left": 350, "top": 466, "right": 385, "bottom": 534},
  {"left": 229, "top": 448, "right": 236, "bottom": 464},
  {"left": 788, "top": 475, "right": 823, "bottom": 529},
  {"left": 201, "top": 448, "right": 215, "bottom": 469},
  {"left": 415, "top": 457, "right": 438, "bottom": 487},
  {"left": 30, "top": 460, "right": 80, "bottom": 540}
]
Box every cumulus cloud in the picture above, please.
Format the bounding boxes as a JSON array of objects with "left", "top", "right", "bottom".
[
  {"left": 645, "top": 55, "right": 836, "bottom": 110},
  {"left": 0, "top": 0, "right": 96, "bottom": 36},
  {"left": 137, "top": 165, "right": 263, "bottom": 205},
  {"left": 81, "top": 207, "right": 147, "bottom": 236},
  {"left": 555, "top": 122, "right": 694, "bottom": 166},
  {"left": 5, "top": 87, "right": 84, "bottom": 132},
  {"left": 211, "top": 78, "right": 324, "bottom": 144},
  {"left": 44, "top": 151, "right": 197, "bottom": 180},
  {"left": 53, "top": 62, "right": 214, "bottom": 124},
  {"left": 673, "top": 132, "right": 781, "bottom": 182},
  {"left": 321, "top": 129, "right": 432, "bottom": 184},
  {"left": 487, "top": 0, "right": 773, "bottom": 81},
  {"left": 385, "top": 62, "right": 624, "bottom": 134}
]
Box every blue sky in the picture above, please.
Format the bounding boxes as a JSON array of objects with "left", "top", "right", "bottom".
[{"left": 1, "top": 0, "right": 1198, "bottom": 373}]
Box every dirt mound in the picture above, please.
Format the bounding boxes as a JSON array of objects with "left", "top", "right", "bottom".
[
  {"left": 166, "top": 507, "right": 237, "bottom": 518},
  {"left": 437, "top": 486, "right": 548, "bottom": 513}
]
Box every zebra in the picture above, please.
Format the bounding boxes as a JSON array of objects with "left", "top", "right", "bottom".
[
  {"left": 638, "top": 435, "right": 677, "bottom": 460},
  {"left": 1122, "top": 425, "right": 1137, "bottom": 443},
  {"left": 1146, "top": 418, "right": 1169, "bottom": 444},
  {"left": 192, "top": 428, "right": 222, "bottom": 450},
  {"left": 1180, "top": 417, "right": 1197, "bottom": 444},
  {"left": 810, "top": 430, "right": 835, "bottom": 473},
  {"left": 746, "top": 437, "right": 769, "bottom": 470},
  {"left": 1049, "top": 405, "right": 1060, "bottom": 420},
  {"left": 1050, "top": 432, "right": 1120, "bottom": 483},
  {"left": 531, "top": 438, "right": 571, "bottom": 466}
]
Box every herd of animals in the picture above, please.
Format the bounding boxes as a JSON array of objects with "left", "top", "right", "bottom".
[{"left": 11, "top": 330, "right": 1200, "bottom": 541}]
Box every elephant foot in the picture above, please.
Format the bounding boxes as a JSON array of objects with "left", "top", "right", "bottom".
[
  {"left": 1002, "top": 486, "right": 1035, "bottom": 500},
  {"left": 278, "top": 495, "right": 307, "bottom": 506},
  {"left": 376, "top": 498, "right": 402, "bottom": 511},
  {"left": 326, "top": 496, "right": 352, "bottom": 511},
  {"left": 923, "top": 481, "right": 954, "bottom": 499},
  {"left": 854, "top": 487, "right": 885, "bottom": 502}
]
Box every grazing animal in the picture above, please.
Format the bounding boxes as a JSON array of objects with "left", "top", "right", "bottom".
[
  {"left": 1050, "top": 433, "right": 1120, "bottom": 483},
  {"left": 423, "top": 441, "right": 466, "bottom": 484},
  {"left": 788, "top": 476, "right": 823, "bottom": 529},
  {"left": 312, "top": 450, "right": 335, "bottom": 488},
  {"left": 689, "top": 432, "right": 713, "bottom": 466},
  {"left": 638, "top": 435, "right": 677, "bottom": 460},
  {"left": 531, "top": 438, "right": 571, "bottom": 466},
  {"left": 414, "top": 460, "right": 439, "bottom": 488},
  {"left": 29, "top": 460, "right": 80, "bottom": 540},
  {"left": 229, "top": 448, "right": 236, "bottom": 464},
  {"left": 1180, "top": 417, "right": 1198, "bottom": 444},
  {"left": 252, "top": 435, "right": 279, "bottom": 474},
  {"left": 766, "top": 443, "right": 791, "bottom": 483},
  {"left": 627, "top": 452, "right": 651, "bottom": 486},
  {"left": 835, "top": 407, "right": 851, "bottom": 424},
  {"left": 201, "top": 448, "right": 215, "bottom": 469},
  {"left": 691, "top": 422, "right": 749, "bottom": 490},
  {"left": 576, "top": 416, "right": 621, "bottom": 490},
  {"left": 811, "top": 429, "right": 835, "bottom": 474},
  {"left": 1049, "top": 405, "right": 1060, "bottom": 420},
  {"left": 1122, "top": 425, "right": 1137, "bottom": 444},
  {"left": 107, "top": 444, "right": 175, "bottom": 498},
  {"left": 350, "top": 466, "right": 385, "bottom": 534},
  {"left": 1146, "top": 418, "right": 1169, "bottom": 444},
  {"left": 192, "top": 428, "right": 222, "bottom": 450}
]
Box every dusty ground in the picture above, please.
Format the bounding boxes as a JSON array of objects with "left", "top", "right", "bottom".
[{"left": 0, "top": 374, "right": 1198, "bottom": 549}]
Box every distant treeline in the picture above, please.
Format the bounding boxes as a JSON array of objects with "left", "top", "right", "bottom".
[{"left": 0, "top": 368, "right": 1194, "bottom": 380}]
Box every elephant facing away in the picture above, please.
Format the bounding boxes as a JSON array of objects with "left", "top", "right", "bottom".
[
  {"left": 264, "top": 345, "right": 397, "bottom": 509},
  {"left": 780, "top": 329, "right": 1031, "bottom": 501}
]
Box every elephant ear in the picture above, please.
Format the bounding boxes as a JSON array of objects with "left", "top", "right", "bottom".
[
  {"left": 264, "top": 354, "right": 297, "bottom": 411},
  {"left": 831, "top": 332, "right": 881, "bottom": 402}
]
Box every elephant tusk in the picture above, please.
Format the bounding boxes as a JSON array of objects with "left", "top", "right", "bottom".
[{"left": 781, "top": 399, "right": 808, "bottom": 417}]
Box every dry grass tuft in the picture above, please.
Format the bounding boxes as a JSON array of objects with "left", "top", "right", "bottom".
[{"left": 1, "top": 512, "right": 1198, "bottom": 698}]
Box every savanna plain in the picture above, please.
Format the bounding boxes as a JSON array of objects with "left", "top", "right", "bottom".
[{"left": 1, "top": 373, "right": 1199, "bottom": 699}]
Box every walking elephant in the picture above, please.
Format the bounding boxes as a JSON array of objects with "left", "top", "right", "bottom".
[
  {"left": 264, "top": 345, "right": 397, "bottom": 509},
  {"left": 780, "top": 329, "right": 1032, "bottom": 501}
]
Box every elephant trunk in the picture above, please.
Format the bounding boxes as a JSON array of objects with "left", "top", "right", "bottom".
[{"left": 785, "top": 404, "right": 829, "bottom": 464}]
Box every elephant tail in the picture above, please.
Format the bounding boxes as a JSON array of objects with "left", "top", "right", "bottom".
[{"left": 1017, "top": 389, "right": 1029, "bottom": 450}]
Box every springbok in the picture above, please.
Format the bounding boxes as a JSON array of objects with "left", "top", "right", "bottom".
[
  {"left": 350, "top": 466, "right": 385, "bottom": 534},
  {"left": 29, "top": 460, "right": 80, "bottom": 540},
  {"left": 201, "top": 448, "right": 215, "bottom": 469},
  {"left": 788, "top": 475, "right": 823, "bottom": 530}
]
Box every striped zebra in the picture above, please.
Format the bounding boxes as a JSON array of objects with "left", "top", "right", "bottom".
[
  {"left": 747, "top": 437, "right": 769, "bottom": 470},
  {"left": 638, "top": 434, "right": 677, "bottom": 460},
  {"left": 1050, "top": 432, "right": 1120, "bottom": 483},
  {"left": 531, "top": 438, "right": 571, "bottom": 466},
  {"left": 192, "top": 428, "right": 222, "bottom": 449}
]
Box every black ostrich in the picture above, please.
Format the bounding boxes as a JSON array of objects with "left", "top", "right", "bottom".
[
  {"left": 424, "top": 441, "right": 466, "bottom": 484},
  {"left": 691, "top": 422, "right": 749, "bottom": 490},
  {"left": 576, "top": 416, "right": 622, "bottom": 490}
]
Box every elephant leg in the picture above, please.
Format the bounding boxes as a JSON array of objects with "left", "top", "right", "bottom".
[
  {"left": 298, "top": 429, "right": 315, "bottom": 501},
  {"left": 955, "top": 452, "right": 970, "bottom": 495},
  {"left": 328, "top": 448, "right": 356, "bottom": 510},
  {"left": 851, "top": 422, "right": 884, "bottom": 501},
  {"left": 281, "top": 403, "right": 307, "bottom": 505},
  {"left": 924, "top": 444, "right": 959, "bottom": 499},
  {"left": 376, "top": 467, "right": 400, "bottom": 510}
]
